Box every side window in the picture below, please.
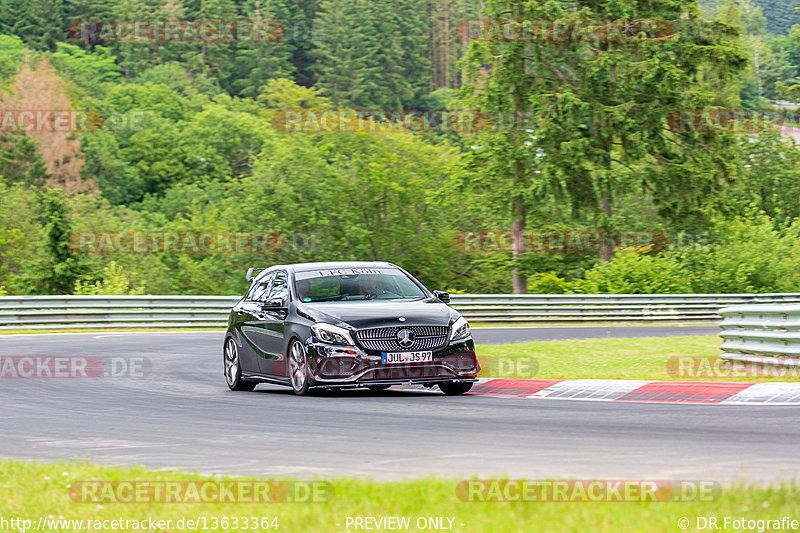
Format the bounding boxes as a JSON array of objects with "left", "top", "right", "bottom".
[
  {"left": 244, "top": 280, "right": 259, "bottom": 300},
  {"left": 247, "top": 273, "right": 273, "bottom": 303},
  {"left": 268, "top": 271, "right": 289, "bottom": 306}
]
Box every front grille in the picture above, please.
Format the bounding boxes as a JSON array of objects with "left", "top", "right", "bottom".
[{"left": 355, "top": 325, "right": 449, "bottom": 352}]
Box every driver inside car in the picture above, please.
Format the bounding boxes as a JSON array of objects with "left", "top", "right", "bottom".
[
  {"left": 296, "top": 279, "right": 311, "bottom": 301},
  {"left": 357, "top": 276, "right": 383, "bottom": 299}
]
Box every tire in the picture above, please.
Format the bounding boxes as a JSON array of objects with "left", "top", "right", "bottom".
[
  {"left": 288, "top": 339, "right": 311, "bottom": 396},
  {"left": 438, "top": 381, "right": 473, "bottom": 395},
  {"left": 368, "top": 385, "right": 391, "bottom": 392},
  {"left": 224, "top": 337, "right": 257, "bottom": 391}
]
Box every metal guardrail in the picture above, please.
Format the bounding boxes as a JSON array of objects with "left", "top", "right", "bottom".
[
  {"left": 0, "top": 296, "right": 239, "bottom": 329},
  {"left": 3, "top": 293, "right": 800, "bottom": 330},
  {"left": 719, "top": 304, "right": 800, "bottom": 366}
]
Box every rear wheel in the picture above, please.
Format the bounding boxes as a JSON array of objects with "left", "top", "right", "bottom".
[
  {"left": 438, "top": 381, "right": 473, "bottom": 395},
  {"left": 288, "top": 340, "right": 311, "bottom": 396},
  {"left": 224, "top": 338, "right": 256, "bottom": 391}
]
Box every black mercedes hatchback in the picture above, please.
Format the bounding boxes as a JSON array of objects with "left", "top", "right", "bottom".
[{"left": 223, "top": 261, "right": 479, "bottom": 395}]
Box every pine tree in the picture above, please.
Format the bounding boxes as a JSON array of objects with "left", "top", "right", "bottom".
[
  {"left": 0, "top": 132, "right": 50, "bottom": 187},
  {"left": 271, "top": 0, "right": 319, "bottom": 87},
  {"left": 40, "top": 188, "right": 84, "bottom": 294},
  {"left": 112, "top": 0, "right": 172, "bottom": 78},
  {"left": 313, "top": 0, "right": 366, "bottom": 106},
  {"left": 2, "top": 0, "right": 66, "bottom": 51},
  {"left": 231, "top": 0, "right": 295, "bottom": 98},
  {"left": 314, "top": 0, "right": 432, "bottom": 109},
  {"left": 63, "top": 0, "right": 115, "bottom": 50}
]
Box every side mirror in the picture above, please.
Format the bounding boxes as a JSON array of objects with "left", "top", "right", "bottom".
[
  {"left": 246, "top": 267, "right": 266, "bottom": 282},
  {"left": 262, "top": 298, "right": 286, "bottom": 309},
  {"left": 434, "top": 290, "right": 451, "bottom": 304}
]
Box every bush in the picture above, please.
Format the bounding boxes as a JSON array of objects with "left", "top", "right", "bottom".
[
  {"left": 578, "top": 251, "right": 693, "bottom": 294},
  {"left": 527, "top": 273, "right": 581, "bottom": 294},
  {"left": 676, "top": 215, "right": 800, "bottom": 293},
  {"left": 569, "top": 214, "right": 800, "bottom": 294},
  {"left": 74, "top": 262, "right": 145, "bottom": 295}
]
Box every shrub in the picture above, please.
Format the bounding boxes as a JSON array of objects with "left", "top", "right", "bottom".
[
  {"left": 527, "top": 273, "right": 581, "bottom": 294},
  {"left": 579, "top": 251, "right": 693, "bottom": 294},
  {"left": 676, "top": 215, "right": 800, "bottom": 293},
  {"left": 74, "top": 262, "right": 145, "bottom": 295}
]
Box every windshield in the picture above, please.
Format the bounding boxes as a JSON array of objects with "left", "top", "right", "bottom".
[{"left": 294, "top": 267, "right": 427, "bottom": 302}]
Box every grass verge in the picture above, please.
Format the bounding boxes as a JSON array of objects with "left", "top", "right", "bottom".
[
  {"left": 0, "top": 460, "right": 797, "bottom": 533},
  {"left": 476, "top": 335, "right": 800, "bottom": 382}
]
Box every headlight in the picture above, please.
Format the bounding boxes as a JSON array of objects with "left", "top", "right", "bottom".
[
  {"left": 311, "top": 323, "right": 355, "bottom": 345},
  {"left": 450, "top": 316, "right": 471, "bottom": 341}
]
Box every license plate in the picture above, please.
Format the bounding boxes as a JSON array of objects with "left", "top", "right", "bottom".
[{"left": 381, "top": 351, "right": 433, "bottom": 364}]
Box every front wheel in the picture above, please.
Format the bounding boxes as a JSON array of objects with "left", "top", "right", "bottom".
[
  {"left": 438, "top": 381, "right": 473, "bottom": 395},
  {"left": 288, "top": 339, "right": 311, "bottom": 396},
  {"left": 224, "top": 338, "right": 256, "bottom": 391}
]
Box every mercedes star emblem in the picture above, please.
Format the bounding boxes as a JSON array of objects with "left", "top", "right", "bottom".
[{"left": 396, "top": 328, "right": 415, "bottom": 348}]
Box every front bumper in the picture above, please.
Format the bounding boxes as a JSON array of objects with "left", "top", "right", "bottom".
[{"left": 305, "top": 337, "right": 479, "bottom": 388}]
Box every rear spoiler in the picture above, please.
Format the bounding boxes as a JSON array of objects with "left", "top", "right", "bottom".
[{"left": 246, "top": 267, "right": 267, "bottom": 282}]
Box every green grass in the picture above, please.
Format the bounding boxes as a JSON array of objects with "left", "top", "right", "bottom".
[
  {"left": 469, "top": 322, "right": 716, "bottom": 328},
  {"left": 0, "top": 460, "right": 798, "bottom": 532},
  {"left": 477, "top": 335, "right": 800, "bottom": 382}
]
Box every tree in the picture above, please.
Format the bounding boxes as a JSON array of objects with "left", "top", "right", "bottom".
[
  {"left": 0, "top": 131, "right": 50, "bottom": 187},
  {"left": 312, "top": 0, "right": 366, "bottom": 106},
  {"left": 270, "top": 0, "right": 319, "bottom": 87},
  {"left": 48, "top": 42, "right": 121, "bottom": 97},
  {"left": 726, "top": 132, "right": 800, "bottom": 223},
  {"left": 112, "top": 0, "right": 172, "bottom": 78},
  {"left": 0, "top": 34, "right": 26, "bottom": 88},
  {"left": 462, "top": 0, "right": 748, "bottom": 291},
  {"left": 716, "top": 0, "right": 788, "bottom": 107},
  {"left": 314, "top": 0, "right": 432, "bottom": 109},
  {"left": 428, "top": 0, "right": 481, "bottom": 90},
  {"left": 0, "top": 182, "right": 49, "bottom": 294},
  {"left": 749, "top": 0, "right": 800, "bottom": 35},
  {"left": 0, "top": 0, "right": 65, "bottom": 51},
  {"left": 40, "top": 188, "right": 84, "bottom": 293},
  {"left": 231, "top": 0, "right": 295, "bottom": 98},
  {"left": 238, "top": 130, "right": 463, "bottom": 289}
]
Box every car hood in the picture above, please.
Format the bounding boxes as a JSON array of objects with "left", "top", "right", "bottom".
[{"left": 298, "top": 298, "right": 459, "bottom": 330}]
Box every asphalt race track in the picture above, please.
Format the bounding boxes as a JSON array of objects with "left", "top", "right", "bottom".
[{"left": 1, "top": 330, "right": 798, "bottom": 484}]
